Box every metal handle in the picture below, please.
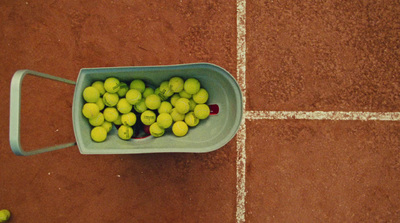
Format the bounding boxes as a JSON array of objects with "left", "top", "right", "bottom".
[{"left": 9, "top": 70, "right": 77, "bottom": 156}]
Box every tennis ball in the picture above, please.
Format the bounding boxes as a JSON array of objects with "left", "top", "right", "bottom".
[
  {"left": 91, "top": 126, "right": 107, "bottom": 142},
  {"left": 145, "top": 94, "right": 161, "bottom": 110},
  {"left": 113, "top": 114, "right": 122, "bottom": 125},
  {"left": 184, "top": 78, "right": 200, "bottom": 95},
  {"left": 117, "top": 82, "right": 129, "bottom": 97},
  {"left": 158, "top": 101, "right": 173, "bottom": 114},
  {"left": 189, "top": 99, "right": 197, "bottom": 111},
  {"left": 141, "top": 110, "right": 156, "bottom": 125},
  {"left": 194, "top": 104, "right": 210, "bottom": 119},
  {"left": 170, "top": 108, "right": 185, "bottom": 122},
  {"left": 157, "top": 113, "right": 173, "bottom": 129},
  {"left": 179, "top": 90, "right": 192, "bottom": 99},
  {"left": 169, "top": 77, "right": 184, "bottom": 93},
  {"left": 82, "top": 103, "right": 100, "bottom": 119},
  {"left": 159, "top": 81, "right": 174, "bottom": 99},
  {"left": 118, "top": 125, "right": 134, "bottom": 140},
  {"left": 83, "top": 86, "right": 100, "bottom": 103},
  {"left": 172, "top": 121, "right": 188, "bottom": 137},
  {"left": 96, "top": 98, "right": 105, "bottom": 111},
  {"left": 130, "top": 79, "right": 146, "bottom": 93},
  {"left": 101, "top": 121, "right": 113, "bottom": 133},
  {"left": 92, "top": 81, "right": 106, "bottom": 95},
  {"left": 185, "top": 112, "right": 199, "bottom": 127},
  {"left": 104, "top": 77, "right": 120, "bottom": 93},
  {"left": 126, "top": 89, "right": 142, "bottom": 105},
  {"left": 170, "top": 94, "right": 181, "bottom": 107},
  {"left": 154, "top": 87, "right": 161, "bottom": 97},
  {"left": 175, "top": 98, "right": 190, "bottom": 114},
  {"left": 103, "top": 107, "right": 119, "bottom": 122},
  {"left": 121, "top": 112, "right": 137, "bottom": 126},
  {"left": 103, "top": 92, "right": 119, "bottom": 107},
  {"left": 143, "top": 87, "right": 155, "bottom": 98},
  {"left": 0, "top": 209, "right": 10, "bottom": 222},
  {"left": 89, "top": 112, "right": 105, "bottom": 126},
  {"left": 134, "top": 99, "right": 147, "bottom": 113},
  {"left": 150, "top": 123, "right": 165, "bottom": 137},
  {"left": 117, "top": 98, "right": 132, "bottom": 114},
  {"left": 193, "top": 88, "right": 209, "bottom": 104}
]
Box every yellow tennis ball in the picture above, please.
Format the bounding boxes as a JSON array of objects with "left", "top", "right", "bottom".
[
  {"left": 172, "top": 121, "right": 188, "bottom": 137},
  {"left": 159, "top": 81, "right": 174, "bottom": 100},
  {"left": 170, "top": 94, "right": 181, "bottom": 107},
  {"left": 130, "top": 79, "right": 146, "bottom": 93},
  {"left": 145, "top": 94, "right": 161, "bottom": 110},
  {"left": 117, "top": 98, "right": 132, "bottom": 114},
  {"left": 92, "top": 81, "right": 106, "bottom": 96},
  {"left": 150, "top": 123, "right": 165, "bottom": 137},
  {"left": 170, "top": 108, "right": 185, "bottom": 122},
  {"left": 89, "top": 112, "right": 105, "bottom": 126},
  {"left": 193, "top": 88, "right": 209, "bottom": 104},
  {"left": 91, "top": 126, "right": 107, "bottom": 142},
  {"left": 194, "top": 104, "right": 210, "bottom": 119},
  {"left": 118, "top": 125, "right": 134, "bottom": 140},
  {"left": 158, "top": 101, "right": 173, "bottom": 114},
  {"left": 141, "top": 110, "right": 156, "bottom": 125},
  {"left": 104, "top": 77, "right": 120, "bottom": 93},
  {"left": 179, "top": 90, "right": 192, "bottom": 99},
  {"left": 103, "top": 92, "right": 119, "bottom": 107},
  {"left": 113, "top": 114, "right": 122, "bottom": 125},
  {"left": 0, "top": 209, "right": 10, "bottom": 222},
  {"left": 157, "top": 113, "right": 173, "bottom": 129},
  {"left": 82, "top": 103, "right": 100, "bottom": 119},
  {"left": 101, "top": 121, "right": 113, "bottom": 133},
  {"left": 184, "top": 78, "right": 200, "bottom": 95},
  {"left": 185, "top": 112, "right": 199, "bottom": 127},
  {"left": 121, "top": 112, "right": 137, "bottom": 126},
  {"left": 175, "top": 98, "right": 190, "bottom": 114},
  {"left": 95, "top": 98, "right": 105, "bottom": 111},
  {"left": 117, "top": 82, "right": 129, "bottom": 97},
  {"left": 143, "top": 87, "right": 155, "bottom": 98},
  {"left": 189, "top": 99, "right": 197, "bottom": 111},
  {"left": 83, "top": 86, "right": 100, "bottom": 103},
  {"left": 169, "top": 77, "right": 184, "bottom": 93},
  {"left": 126, "top": 89, "right": 142, "bottom": 105},
  {"left": 134, "top": 99, "right": 147, "bottom": 113},
  {"left": 103, "top": 107, "right": 119, "bottom": 122}
]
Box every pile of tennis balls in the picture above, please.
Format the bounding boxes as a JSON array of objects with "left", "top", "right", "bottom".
[{"left": 81, "top": 76, "right": 210, "bottom": 142}]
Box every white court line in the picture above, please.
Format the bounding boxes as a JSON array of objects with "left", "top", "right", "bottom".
[
  {"left": 236, "top": 0, "right": 247, "bottom": 222},
  {"left": 246, "top": 111, "right": 400, "bottom": 121}
]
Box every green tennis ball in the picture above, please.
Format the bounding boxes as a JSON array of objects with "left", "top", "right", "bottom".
[
  {"left": 141, "top": 110, "right": 156, "bottom": 125},
  {"left": 134, "top": 99, "right": 147, "bottom": 113},
  {"left": 113, "top": 114, "right": 122, "bottom": 125},
  {"left": 150, "top": 123, "right": 165, "bottom": 137},
  {"left": 121, "top": 112, "right": 137, "bottom": 126},
  {"left": 96, "top": 98, "right": 105, "bottom": 111},
  {"left": 183, "top": 78, "right": 200, "bottom": 95},
  {"left": 83, "top": 86, "right": 100, "bottom": 103},
  {"left": 172, "top": 121, "right": 188, "bottom": 137},
  {"left": 170, "top": 108, "right": 185, "bottom": 122},
  {"left": 143, "top": 87, "right": 155, "bottom": 98},
  {"left": 103, "top": 92, "right": 119, "bottom": 107},
  {"left": 154, "top": 87, "right": 161, "bottom": 96},
  {"left": 0, "top": 209, "right": 10, "bottom": 222},
  {"left": 126, "top": 89, "right": 142, "bottom": 105},
  {"left": 117, "top": 82, "right": 129, "bottom": 97},
  {"left": 91, "top": 126, "right": 107, "bottom": 142},
  {"left": 130, "top": 79, "right": 146, "bottom": 93},
  {"left": 82, "top": 103, "right": 100, "bottom": 119},
  {"left": 159, "top": 81, "right": 174, "bottom": 99},
  {"left": 170, "top": 94, "right": 181, "bottom": 107},
  {"left": 158, "top": 101, "right": 173, "bottom": 114},
  {"left": 92, "top": 81, "right": 106, "bottom": 96},
  {"left": 104, "top": 77, "right": 120, "bottom": 93},
  {"left": 103, "top": 107, "right": 119, "bottom": 122},
  {"left": 185, "top": 112, "right": 199, "bottom": 127},
  {"left": 175, "top": 98, "right": 190, "bottom": 114},
  {"left": 117, "top": 98, "right": 132, "bottom": 114},
  {"left": 189, "top": 99, "right": 197, "bottom": 111},
  {"left": 192, "top": 88, "right": 209, "bottom": 104},
  {"left": 101, "top": 121, "right": 113, "bottom": 133},
  {"left": 118, "top": 125, "right": 134, "bottom": 140},
  {"left": 179, "top": 90, "right": 192, "bottom": 99},
  {"left": 145, "top": 94, "right": 161, "bottom": 110},
  {"left": 157, "top": 113, "right": 173, "bottom": 129},
  {"left": 169, "top": 77, "right": 184, "bottom": 93},
  {"left": 89, "top": 112, "right": 105, "bottom": 126},
  {"left": 194, "top": 104, "right": 210, "bottom": 119}
]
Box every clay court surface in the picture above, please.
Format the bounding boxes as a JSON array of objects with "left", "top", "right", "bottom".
[{"left": 1, "top": 0, "right": 400, "bottom": 222}]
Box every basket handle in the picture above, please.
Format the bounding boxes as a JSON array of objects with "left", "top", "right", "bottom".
[{"left": 9, "top": 70, "right": 77, "bottom": 156}]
